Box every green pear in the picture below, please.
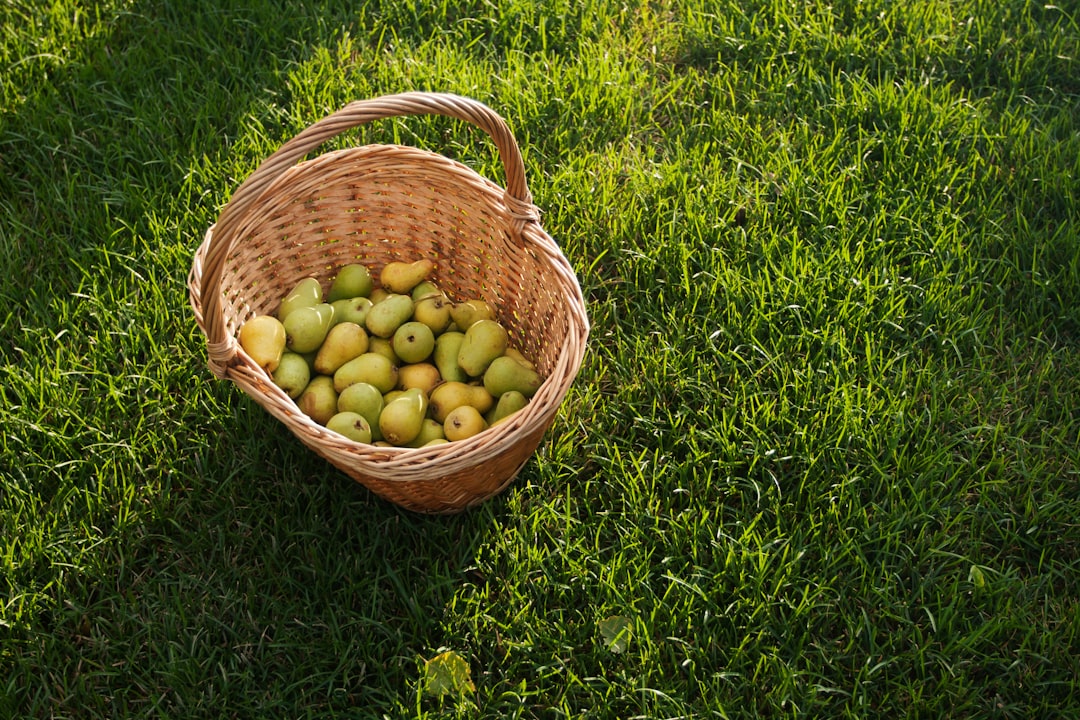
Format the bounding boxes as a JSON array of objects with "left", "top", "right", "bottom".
[
  {"left": 486, "top": 390, "right": 528, "bottom": 426},
  {"left": 449, "top": 299, "right": 496, "bottom": 329},
  {"left": 328, "top": 263, "right": 373, "bottom": 301},
  {"left": 369, "top": 287, "right": 390, "bottom": 305},
  {"left": 365, "top": 293, "right": 414, "bottom": 338},
  {"left": 333, "top": 352, "right": 398, "bottom": 394},
  {"left": 313, "top": 321, "right": 369, "bottom": 375},
  {"left": 421, "top": 438, "right": 449, "bottom": 448},
  {"left": 330, "top": 296, "right": 373, "bottom": 327},
  {"left": 457, "top": 319, "right": 508, "bottom": 377},
  {"left": 397, "top": 362, "right": 442, "bottom": 396},
  {"left": 411, "top": 280, "right": 444, "bottom": 303},
  {"left": 297, "top": 375, "right": 338, "bottom": 425},
  {"left": 336, "top": 381, "right": 384, "bottom": 441},
  {"left": 379, "top": 387, "right": 428, "bottom": 446},
  {"left": 298, "top": 350, "right": 318, "bottom": 374},
  {"left": 392, "top": 321, "right": 435, "bottom": 364},
  {"left": 367, "top": 337, "right": 401, "bottom": 366},
  {"left": 429, "top": 381, "right": 493, "bottom": 423},
  {"left": 483, "top": 355, "right": 542, "bottom": 398},
  {"left": 380, "top": 259, "right": 435, "bottom": 295},
  {"left": 443, "top": 404, "right": 487, "bottom": 442},
  {"left": 413, "top": 295, "right": 452, "bottom": 335},
  {"left": 277, "top": 277, "right": 323, "bottom": 321},
  {"left": 271, "top": 351, "right": 311, "bottom": 399},
  {"left": 283, "top": 302, "right": 335, "bottom": 353},
  {"left": 405, "top": 418, "right": 446, "bottom": 448},
  {"left": 238, "top": 314, "right": 287, "bottom": 372},
  {"left": 433, "top": 331, "right": 467, "bottom": 383},
  {"left": 326, "top": 411, "right": 373, "bottom": 444}
]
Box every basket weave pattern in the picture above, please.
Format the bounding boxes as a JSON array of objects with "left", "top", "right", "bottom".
[{"left": 188, "top": 93, "right": 589, "bottom": 514}]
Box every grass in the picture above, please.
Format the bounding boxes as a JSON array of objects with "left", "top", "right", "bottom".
[{"left": 2, "top": 0, "right": 1078, "bottom": 716}]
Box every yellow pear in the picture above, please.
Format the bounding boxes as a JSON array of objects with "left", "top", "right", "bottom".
[
  {"left": 443, "top": 405, "right": 487, "bottom": 442},
  {"left": 378, "top": 387, "right": 428, "bottom": 446},
  {"left": 380, "top": 259, "right": 435, "bottom": 294},
  {"left": 449, "top": 299, "right": 496, "bottom": 329},
  {"left": 413, "top": 295, "right": 452, "bottom": 335},
  {"left": 238, "top": 314, "right": 287, "bottom": 372},
  {"left": 429, "top": 381, "right": 493, "bottom": 423},
  {"left": 397, "top": 362, "right": 442, "bottom": 396},
  {"left": 313, "top": 322, "right": 369, "bottom": 375},
  {"left": 297, "top": 375, "right": 338, "bottom": 425}
]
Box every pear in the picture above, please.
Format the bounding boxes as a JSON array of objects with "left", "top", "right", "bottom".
[
  {"left": 238, "top": 314, "right": 287, "bottom": 372},
  {"left": 421, "top": 438, "right": 449, "bottom": 447},
  {"left": 297, "top": 375, "right": 338, "bottom": 425},
  {"left": 379, "top": 387, "right": 428, "bottom": 446},
  {"left": 430, "top": 381, "right": 494, "bottom": 423},
  {"left": 449, "top": 299, "right": 496, "bottom": 329},
  {"left": 365, "top": 293, "right": 414, "bottom": 338},
  {"left": 369, "top": 287, "right": 390, "bottom": 305},
  {"left": 457, "top": 319, "right": 508, "bottom": 377},
  {"left": 411, "top": 280, "right": 445, "bottom": 303},
  {"left": 277, "top": 277, "right": 323, "bottom": 321},
  {"left": 283, "top": 302, "right": 335, "bottom": 353},
  {"left": 271, "top": 351, "right": 311, "bottom": 399},
  {"left": 483, "top": 355, "right": 542, "bottom": 398},
  {"left": 380, "top": 259, "right": 435, "bottom": 295},
  {"left": 413, "top": 295, "right": 452, "bottom": 335},
  {"left": 336, "top": 381, "right": 385, "bottom": 441},
  {"left": 367, "top": 337, "right": 401, "bottom": 366},
  {"left": 382, "top": 389, "right": 406, "bottom": 405},
  {"left": 433, "top": 331, "right": 467, "bottom": 383},
  {"left": 326, "top": 411, "right": 373, "bottom": 444},
  {"left": 397, "top": 362, "right": 442, "bottom": 396},
  {"left": 443, "top": 405, "right": 487, "bottom": 442},
  {"left": 330, "top": 296, "right": 373, "bottom": 327},
  {"left": 313, "top": 321, "right": 369, "bottom": 375},
  {"left": 334, "top": 352, "right": 399, "bottom": 394},
  {"left": 392, "top": 321, "right": 435, "bottom": 364},
  {"left": 405, "top": 418, "right": 446, "bottom": 448},
  {"left": 486, "top": 390, "right": 528, "bottom": 426},
  {"left": 328, "top": 263, "right": 373, "bottom": 301},
  {"left": 504, "top": 346, "right": 535, "bottom": 371}
]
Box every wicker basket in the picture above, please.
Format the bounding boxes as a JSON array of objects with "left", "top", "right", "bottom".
[{"left": 188, "top": 92, "right": 589, "bottom": 514}]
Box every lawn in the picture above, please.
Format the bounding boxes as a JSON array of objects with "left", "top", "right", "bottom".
[{"left": 2, "top": 0, "right": 1079, "bottom": 717}]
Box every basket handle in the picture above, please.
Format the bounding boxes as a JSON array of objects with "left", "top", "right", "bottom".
[{"left": 199, "top": 92, "right": 536, "bottom": 353}]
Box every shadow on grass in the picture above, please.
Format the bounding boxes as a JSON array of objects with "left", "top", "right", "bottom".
[{"left": 2, "top": 2, "right": 511, "bottom": 714}]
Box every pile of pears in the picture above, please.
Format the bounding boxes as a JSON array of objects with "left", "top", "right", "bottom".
[{"left": 237, "top": 259, "right": 542, "bottom": 448}]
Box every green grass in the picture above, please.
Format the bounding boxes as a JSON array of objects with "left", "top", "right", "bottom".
[{"left": 2, "top": 0, "right": 1079, "bottom": 716}]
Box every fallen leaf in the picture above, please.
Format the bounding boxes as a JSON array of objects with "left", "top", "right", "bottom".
[
  {"left": 422, "top": 650, "right": 475, "bottom": 698},
  {"left": 599, "top": 615, "right": 633, "bottom": 654}
]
